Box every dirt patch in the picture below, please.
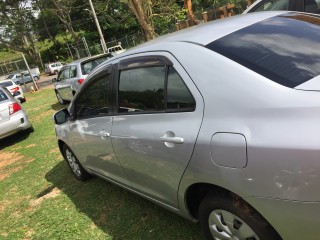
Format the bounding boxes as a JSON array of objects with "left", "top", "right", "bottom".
[
  {"left": 29, "top": 187, "right": 61, "bottom": 207},
  {"left": 25, "top": 144, "right": 36, "bottom": 148},
  {"left": 0, "top": 152, "right": 34, "bottom": 181}
]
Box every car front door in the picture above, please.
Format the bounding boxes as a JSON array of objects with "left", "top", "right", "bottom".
[
  {"left": 55, "top": 66, "right": 74, "bottom": 101},
  {"left": 69, "top": 67, "right": 131, "bottom": 186},
  {"left": 111, "top": 53, "right": 204, "bottom": 208}
]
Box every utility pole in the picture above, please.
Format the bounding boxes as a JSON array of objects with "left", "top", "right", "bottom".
[
  {"left": 22, "top": 53, "right": 38, "bottom": 91},
  {"left": 88, "top": 0, "right": 108, "bottom": 53}
]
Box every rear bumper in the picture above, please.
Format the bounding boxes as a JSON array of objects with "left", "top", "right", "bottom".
[
  {"left": 245, "top": 196, "right": 320, "bottom": 240},
  {"left": 0, "top": 112, "right": 32, "bottom": 139}
]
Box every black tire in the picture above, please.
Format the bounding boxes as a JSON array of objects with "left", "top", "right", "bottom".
[
  {"left": 34, "top": 76, "right": 39, "bottom": 81},
  {"left": 55, "top": 91, "right": 65, "bottom": 105},
  {"left": 198, "top": 193, "right": 282, "bottom": 240},
  {"left": 62, "top": 144, "right": 91, "bottom": 181},
  {"left": 24, "top": 126, "right": 34, "bottom": 134}
]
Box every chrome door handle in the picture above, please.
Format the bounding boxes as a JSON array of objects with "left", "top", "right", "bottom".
[
  {"left": 99, "top": 130, "right": 110, "bottom": 137},
  {"left": 160, "top": 136, "right": 184, "bottom": 144}
]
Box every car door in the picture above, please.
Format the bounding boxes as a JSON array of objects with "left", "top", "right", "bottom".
[
  {"left": 68, "top": 67, "right": 131, "bottom": 186},
  {"left": 111, "top": 53, "right": 204, "bottom": 208},
  {"left": 55, "top": 66, "right": 74, "bottom": 101}
]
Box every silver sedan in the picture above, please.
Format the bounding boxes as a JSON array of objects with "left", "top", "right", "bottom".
[
  {"left": 0, "top": 86, "right": 32, "bottom": 139},
  {"left": 54, "top": 11, "right": 320, "bottom": 240}
]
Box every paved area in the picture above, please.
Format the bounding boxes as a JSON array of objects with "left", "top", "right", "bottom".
[{"left": 20, "top": 74, "right": 56, "bottom": 92}]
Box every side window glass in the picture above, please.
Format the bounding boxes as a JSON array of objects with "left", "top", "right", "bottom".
[
  {"left": 75, "top": 75, "right": 110, "bottom": 119},
  {"left": 304, "top": 0, "right": 320, "bottom": 13},
  {"left": 167, "top": 67, "right": 196, "bottom": 111},
  {"left": 118, "top": 67, "right": 165, "bottom": 113},
  {"left": 70, "top": 65, "right": 77, "bottom": 78},
  {"left": 57, "top": 69, "right": 65, "bottom": 81},
  {"left": 255, "top": 0, "right": 289, "bottom": 11}
]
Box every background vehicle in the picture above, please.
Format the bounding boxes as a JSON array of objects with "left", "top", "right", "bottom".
[
  {"left": 243, "top": 0, "right": 320, "bottom": 13},
  {"left": 0, "top": 86, "right": 32, "bottom": 140},
  {"left": 53, "top": 53, "right": 112, "bottom": 105},
  {"left": 0, "top": 80, "right": 26, "bottom": 103},
  {"left": 45, "top": 62, "right": 63, "bottom": 75},
  {"left": 6, "top": 72, "right": 40, "bottom": 86},
  {"left": 54, "top": 12, "right": 320, "bottom": 240}
]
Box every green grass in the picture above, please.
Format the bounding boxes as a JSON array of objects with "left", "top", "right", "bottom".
[{"left": 0, "top": 88, "right": 204, "bottom": 240}]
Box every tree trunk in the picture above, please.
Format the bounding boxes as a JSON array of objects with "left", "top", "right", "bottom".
[
  {"left": 127, "top": 0, "right": 156, "bottom": 41},
  {"left": 184, "top": 0, "right": 197, "bottom": 24}
]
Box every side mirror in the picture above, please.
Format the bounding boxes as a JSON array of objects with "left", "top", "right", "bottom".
[
  {"left": 53, "top": 109, "right": 70, "bottom": 125},
  {"left": 52, "top": 78, "right": 57, "bottom": 83}
]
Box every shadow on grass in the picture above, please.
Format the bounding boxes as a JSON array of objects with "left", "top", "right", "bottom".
[
  {"left": 0, "top": 129, "right": 33, "bottom": 150},
  {"left": 45, "top": 161, "right": 203, "bottom": 240},
  {"left": 51, "top": 102, "right": 66, "bottom": 111}
]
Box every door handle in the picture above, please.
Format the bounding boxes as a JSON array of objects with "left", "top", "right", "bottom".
[
  {"left": 99, "top": 130, "right": 110, "bottom": 137},
  {"left": 160, "top": 136, "right": 184, "bottom": 144}
]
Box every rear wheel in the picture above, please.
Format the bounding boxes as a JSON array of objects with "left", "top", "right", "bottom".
[
  {"left": 199, "top": 193, "right": 282, "bottom": 240},
  {"left": 62, "top": 144, "right": 91, "bottom": 181},
  {"left": 55, "top": 91, "right": 65, "bottom": 105},
  {"left": 33, "top": 76, "right": 39, "bottom": 81}
]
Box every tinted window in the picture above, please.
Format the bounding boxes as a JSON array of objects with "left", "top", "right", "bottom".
[
  {"left": 70, "top": 65, "right": 77, "bottom": 78},
  {"left": 167, "top": 67, "right": 195, "bottom": 111},
  {"left": 0, "top": 89, "right": 8, "bottom": 102},
  {"left": 81, "top": 55, "right": 111, "bottom": 75},
  {"left": 118, "top": 67, "right": 165, "bottom": 113},
  {"left": 57, "top": 68, "right": 70, "bottom": 81},
  {"left": 75, "top": 75, "right": 110, "bottom": 118},
  {"left": 254, "top": 0, "right": 289, "bottom": 11},
  {"left": 206, "top": 13, "right": 320, "bottom": 88},
  {"left": 0, "top": 81, "right": 13, "bottom": 87},
  {"left": 304, "top": 0, "right": 320, "bottom": 13}
]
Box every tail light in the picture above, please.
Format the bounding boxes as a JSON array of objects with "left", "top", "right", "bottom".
[
  {"left": 11, "top": 87, "right": 20, "bottom": 92},
  {"left": 78, "top": 79, "right": 84, "bottom": 84},
  {"left": 9, "top": 102, "right": 22, "bottom": 115}
]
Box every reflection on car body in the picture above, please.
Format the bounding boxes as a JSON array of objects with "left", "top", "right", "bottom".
[{"left": 54, "top": 12, "right": 320, "bottom": 240}]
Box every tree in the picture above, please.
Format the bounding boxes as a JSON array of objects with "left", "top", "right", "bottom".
[{"left": 0, "top": 0, "right": 41, "bottom": 66}]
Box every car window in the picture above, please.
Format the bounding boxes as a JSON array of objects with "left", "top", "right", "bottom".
[
  {"left": 118, "top": 67, "right": 165, "bottom": 113},
  {"left": 206, "top": 13, "right": 320, "bottom": 88},
  {"left": 0, "top": 81, "right": 13, "bottom": 87},
  {"left": 57, "top": 67, "right": 70, "bottom": 81},
  {"left": 118, "top": 64, "right": 196, "bottom": 114},
  {"left": 75, "top": 74, "right": 110, "bottom": 119},
  {"left": 167, "top": 67, "right": 196, "bottom": 111},
  {"left": 304, "top": 0, "right": 320, "bottom": 13},
  {"left": 254, "top": 0, "right": 289, "bottom": 11},
  {"left": 70, "top": 65, "right": 77, "bottom": 78},
  {"left": 0, "top": 89, "right": 8, "bottom": 102}
]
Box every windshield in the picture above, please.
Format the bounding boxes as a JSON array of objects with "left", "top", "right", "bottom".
[
  {"left": 7, "top": 74, "right": 15, "bottom": 79},
  {"left": 81, "top": 55, "right": 112, "bottom": 75}
]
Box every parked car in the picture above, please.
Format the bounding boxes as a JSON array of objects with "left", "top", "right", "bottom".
[
  {"left": 0, "top": 86, "right": 32, "bottom": 140},
  {"left": 5, "top": 72, "right": 40, "bottom": 86},
  {"left": 45, "top": 62, "right": 64, "bottom": 75},
  {"left": 243, "top": 0, "right": 320, "bottom": 13},
  {"left": 107, "top": 45, "right": 126, "bottom": 55},
  {"left": 53, "top": 53, "right": 113, "bottom": 105},
  {"left": 54, "top": 12, "right": 320, "bottom": 240},
  {"left": 0, "top": 80, "right": 26, "bottom": 103}
]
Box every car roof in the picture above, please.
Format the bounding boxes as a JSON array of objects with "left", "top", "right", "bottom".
[{"left": 67, "top": 53, "right": 112, "bottom": 65}]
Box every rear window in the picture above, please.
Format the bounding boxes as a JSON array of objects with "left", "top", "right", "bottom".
[
  {"left": 0, "top": 90, "right": 8, "bottom": 102},
  {"left": 0, "top": 81, "right": 13, "bottom": 87},
  {"left": 81, "top": 55, "right": 111, "bottom": 75},
  {"left": 206, "top": 13, "right": 320, "bottom": 88}
]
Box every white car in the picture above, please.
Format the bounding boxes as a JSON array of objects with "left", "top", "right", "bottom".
[
  {"left": 0, "top": 86, "right": 32, "bottom": 140},
  {"left": 45, "top": 62, "right": 64, "bottom": 75},
  {"left": 0, "top": 80, "right": 26, "bottom": 103}
]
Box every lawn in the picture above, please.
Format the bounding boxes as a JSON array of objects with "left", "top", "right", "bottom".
[{"left": 0, "top": 88, "right": 204, "bottom": 240}]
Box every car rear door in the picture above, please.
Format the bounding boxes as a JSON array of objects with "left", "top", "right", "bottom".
[
  {"left": 55, "top": 66, "right": 73, "bottom": 101},
  {"left": 111, "top": 53, "right": 204, "bottom": 208},
  {"left": 0, "top": 91, "right": 10, "bottom": 126}
]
